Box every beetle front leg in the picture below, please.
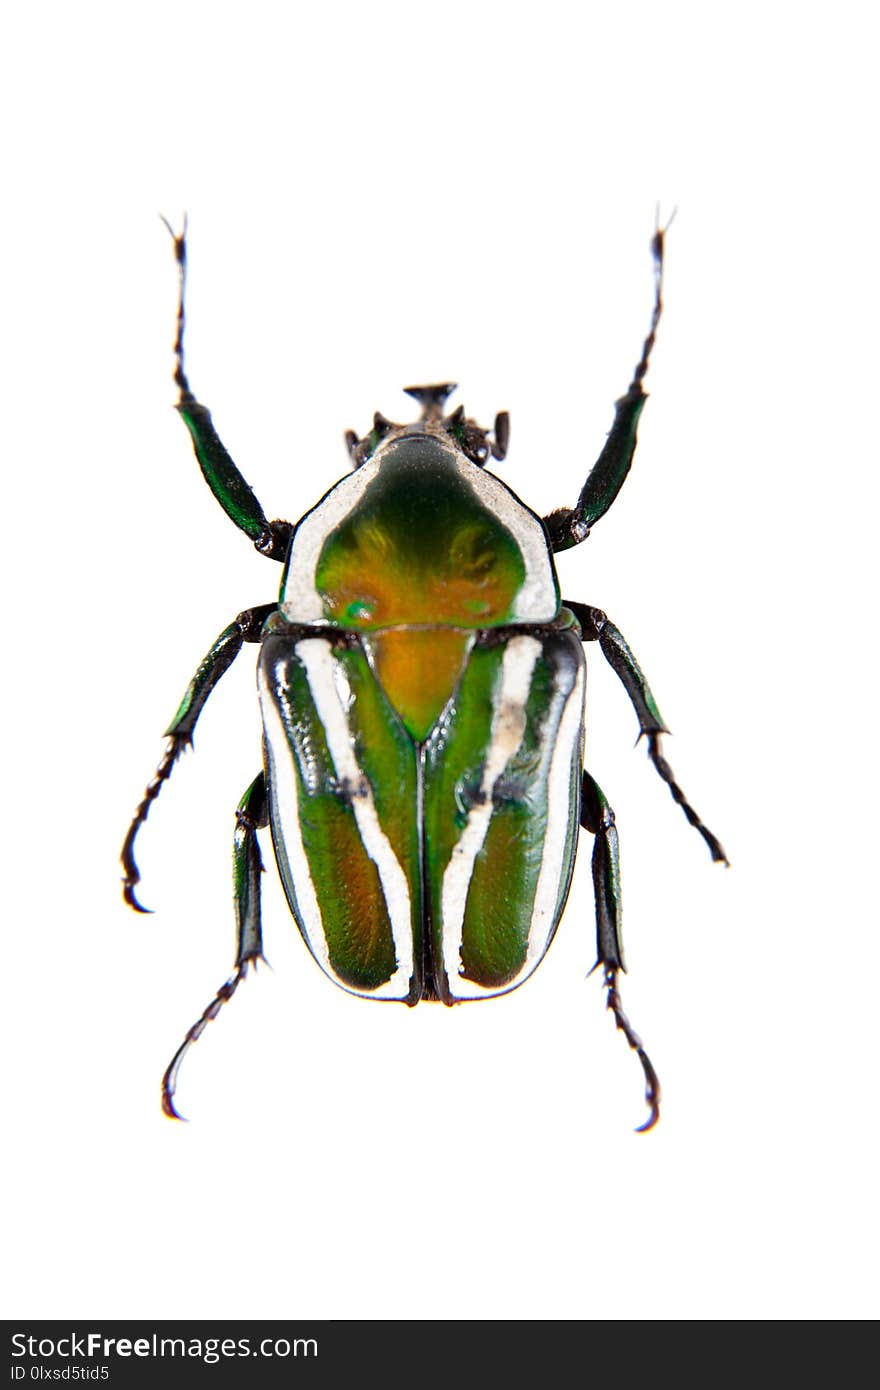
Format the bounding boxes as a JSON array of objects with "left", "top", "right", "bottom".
[
  {"left": 581, "top": 770, "right": 660, "bottom": 1133},
  {"left": 543, "top": 226, "right": 666, "bottom": 551},
  {"left": 121, "top": 603, "right": 276, "bottom": 910},
  {"left": 568, "top": 601, "right": 728, "bottom": 865},
  {"left": 162, "top": 220, "right": 292, "bottom": 561},
  {"left": 162, "top": 772, "right": 268, "bottom": 1120}
]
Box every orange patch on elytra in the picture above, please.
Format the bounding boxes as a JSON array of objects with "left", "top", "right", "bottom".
[
  {"left": 309, "top": 800, "right": 397, "bottom": 986},
  {"left": 363, "top": 629, "right": 472, "bottom": 741}
]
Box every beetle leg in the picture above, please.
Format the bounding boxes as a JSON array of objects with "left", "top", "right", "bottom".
[
  {"left": 121, "top": 604, "right": 275, "bottom": 910},
  {"left": 162, "top": 772, "right": 268, "bottom": 1120},
  {"left": 581, "top": 770, "right": 660, "bottom": 1133},
  {"left": 543, "top": 226, "right": 666, "bottom": 551},
  {"left": 567, "top": 601, "right": 728, "bottom": 865},
  {"left": 161, "top": 219, "right": 292, "bottom": 562}
]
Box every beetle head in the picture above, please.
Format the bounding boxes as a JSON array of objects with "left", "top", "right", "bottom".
[{"left": 345, "top": 384, "right": 510, "bottom": 469}]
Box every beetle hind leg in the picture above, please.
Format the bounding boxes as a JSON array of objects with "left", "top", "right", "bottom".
[
  {"left": 161, "top": 772, "right": 268, "bottom": 1120},
  {"left": 581, "top": 770, "right": 661, "bottom": 1133},
  {"left": 601, "top": 967, "right": 661, "bottom": 1134}
]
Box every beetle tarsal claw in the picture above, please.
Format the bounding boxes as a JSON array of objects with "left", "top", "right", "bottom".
[
  {"left": 122, "top": 881, "right": 152, "bottom": 915},
  {"left": 603, "top": 966, "right": 661, "bottom": 1133}
]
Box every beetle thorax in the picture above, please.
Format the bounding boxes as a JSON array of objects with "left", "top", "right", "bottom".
[
  {"left": 280, "top": 434, "right": 559, "bottom": 629},
  {"left": 278, "top": 435, "right": 560, "bottom": 740}
]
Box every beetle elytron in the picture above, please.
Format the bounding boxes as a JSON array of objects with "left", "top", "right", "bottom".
[{"left": 122, "top": 221, "right": 726, "bottom": 1128}]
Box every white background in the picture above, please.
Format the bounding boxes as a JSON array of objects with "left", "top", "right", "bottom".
[{"left": 2, "top": 1, "right": 877, "bottom": 1321}]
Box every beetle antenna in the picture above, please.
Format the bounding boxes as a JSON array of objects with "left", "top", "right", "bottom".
[
  {"left": 161, "top": 960, "right": 257, "bottom": 1120},
  {"left": 159, "top": 213, "right": 195, "bottom": 404},
  {"left": 603, "top": 965, "right": 661, "bottom": 1132}
]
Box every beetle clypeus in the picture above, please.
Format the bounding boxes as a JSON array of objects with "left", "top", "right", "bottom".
[{"left": 122, "top": 221, "right": 726, "bottom": 1127}]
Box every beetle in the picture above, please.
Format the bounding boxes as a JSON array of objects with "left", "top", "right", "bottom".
[{"left": 122, "top": 220, "right": 726, "bottom": 1128}]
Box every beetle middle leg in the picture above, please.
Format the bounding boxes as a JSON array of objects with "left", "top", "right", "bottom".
[
  {"left": 121, "top": 604, "right": 276, "bottom": 910},
  {"left": 161, "top": 772, "right": 268, "bottom": 1120},
  {"left": 569, "top": 601, "right": 728, "bottom": 865},
  {"left": 581, "top": 770, "right": 660, "bottom": 1133}
]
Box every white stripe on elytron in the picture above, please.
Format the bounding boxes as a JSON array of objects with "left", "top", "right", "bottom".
[
  {"left": 280, "top": 437, "right": 557, "bottom": 623},
  {"left": 525, "top": 660, "right": 585, "bottom": 969},
  {"left": 441, "top": 635, "right": 542, "bottom": 998},
  {"left": 258, "top": 661, "right": 331, "bottom": 978},
  {"left": 297, "top": 639, "right": 414, "bottom": 998}
]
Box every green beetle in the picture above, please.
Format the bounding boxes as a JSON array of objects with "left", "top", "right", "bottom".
[{"left": 122, "top": 222, "right": 726, "bottom": 1127}]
